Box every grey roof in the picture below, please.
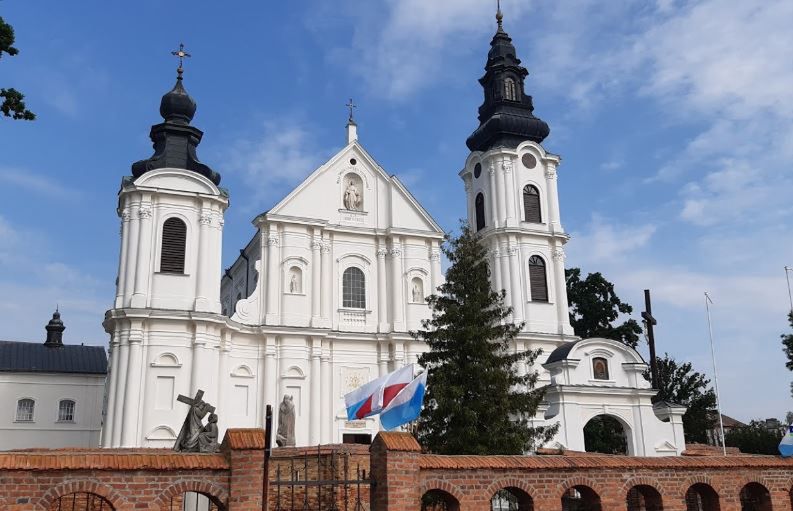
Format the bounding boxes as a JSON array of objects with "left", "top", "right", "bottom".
[
  {"left": 0, "top": 340, "right": 107, "bottom": 375},
  {"left": 545, "top": 340, "right": 580, "bottom": 364}
]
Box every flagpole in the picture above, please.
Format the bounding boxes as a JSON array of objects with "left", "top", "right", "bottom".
[
  {"left": 784, "top": 266, "right": 793, "bottom": 312},
  {"left": 705, "top": 292, "right": 726, "bottom": 455}
]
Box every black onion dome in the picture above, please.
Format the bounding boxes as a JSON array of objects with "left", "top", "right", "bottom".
[
  {"left": 44, "top": 309, "right": 65, "bottom": 347},
  {"left": 466, "top": 13, "right": 549, "bottom": 152},
  {"left": 132, "top": 74, "right": 221, "bottom": 185}
]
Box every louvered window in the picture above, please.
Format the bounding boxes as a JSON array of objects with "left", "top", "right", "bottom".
[
  {"left": 475, "top": 193, "right": 486, "bottom": 231},
  {"left": 58, "top": 399, "right": 75, "bottom": 422},
  {"left": 16, "top": 399, "right": 34, "bottom": 422},
  {"left": 529, "top": 255, "right": 548, "bottom": 302},
  {"left": 504, "top": 77, "right": 517, "bottom": 101},
  {"left": 343, "top": 267, "right": 366, "bottom": 309},
  {"left": 160, "top": 218, "right": 187, "bottom": 274},
  {"left": 523, "top": 185, "right": 541, "bottom": 223}
]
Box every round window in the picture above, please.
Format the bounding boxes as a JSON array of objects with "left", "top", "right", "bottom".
[
  {"left": 474, "top": 163, "right": 482, "bottom": 178},
  {"left": 522, "top": 153, "right": 537, "bottom": 169},
  {"left": 350, "top": 158, "right": 357, "bottom": 166}
]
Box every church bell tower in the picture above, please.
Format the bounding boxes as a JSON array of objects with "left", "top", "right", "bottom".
[{"left": 460, "top": 7, "right": 574, "bottom": 339}]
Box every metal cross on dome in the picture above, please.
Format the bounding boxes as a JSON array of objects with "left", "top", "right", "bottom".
[{"left": 171, "top": 43, "right": 191, "bottom": 77}]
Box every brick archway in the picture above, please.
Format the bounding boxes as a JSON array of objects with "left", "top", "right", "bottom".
[
  {"left": 622, "top": 476, "right": 668, "bottom": 499},
  {"left": 557, "top": 477, "right": 608, "bottom": 499},
  {"left": 420, "top": 479, "right": 465, "bottom": 504},
  {"left": 485, "top": 477, "right": 541, "bottom": 501},
  {"left": 679, "top": 474, "right": 725, "bottom": 498},
  {"left": 151, "top": 479, "right": 229, "bottom": 511},
  {"left": 39, "top": 481, "right": 126, "bottom": 511}
]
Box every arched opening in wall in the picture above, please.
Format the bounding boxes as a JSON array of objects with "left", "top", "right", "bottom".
[
  {"left": 523, "top": 185, "right": 541, "bottom": 223},
  {"left": 160, "top": 217, "right": 187, "bottom": 274},
  {"left": 504, "top": 77, "right": 518, "bottom": 101},
  {"left": 421, "top": 489, "right": 460, "bottom": 511},
  {"left": 475, "top": 193, "right": 486, "bottom": 231},
  {"left": 48, "top": 493, "right": 115, "bottom": 511},
  {"left": 410, "top": 277, "right": 425, "bottom": 303},
  {"left": 583, "top": 415, "right": 628, "bottom": 454},
  {"left": 561, "top": 486, "right": 602, "bottom": 511},
  {"left": 740, "top": 483, "right": 772, "bottom": 511},
  {"left": 342, "top": 267, "right": 366, "bottom": 309},
  {"left": 491, "top": 487, "right": 534, "bottom": 511},
  {"left": 342, "top": 173, "right": 364, "bottom": 211},
  {"left": 170, "top": 491, "right": 225, "bottom": 511},
  {"left": 627, "top": 485, "right": 663, "bottom": 511},
  {"left": 528, "top": 256, "right": 548, "bottom": 302},
  {"left": 685, "top": 483, "right": 720, "bottom": 511},
  {"left": 288, "top": 266, "right": 303, "bottom": 293}
]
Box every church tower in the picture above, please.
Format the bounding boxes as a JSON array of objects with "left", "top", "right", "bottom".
[
  {"left": 460, "top": 8, "right": 574, "bottom": 344},
  {"left": 103, "top": 58, "right": 228, "bottom": 447}
]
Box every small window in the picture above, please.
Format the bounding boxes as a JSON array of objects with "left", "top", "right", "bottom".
[
  {"left": 16, "top": 399, "right": 34, "bottom": 422},
  {"left": 343, "top": 267, "right": 366, "bottom": 309},
  {"left": 528, "top": 255, "right": 548, "bottom": 302},
  {"left": 504, "top": 77, "right": 517, "bottom": 101},
  {"left": 58, "top": 399, "right": 76, "bottom": 422},
  {"left": 592, "top": 358, "right": 609, "bottom": 380},
  {"left": 160, "top": 218, "right": 187, "bottom": 274},
  {"left": 523, "top": 185, "right": 541, "bottom": 223},
  {"left": 475, "top": 193, "right": 486, "bottom": 231}
]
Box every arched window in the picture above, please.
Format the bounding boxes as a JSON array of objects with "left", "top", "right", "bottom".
[
  {"left": 342, "top": 267, "right": 366, "bottom": 309},
  {"left": 58, "top": 399, "right": 76, "bottom": 422},
  {"left": 475, "top": 193, "right": 486, "bottom": 231},
  {"left": 592, "top": 357, "right": 609, "bottom": 380},
  {"left": 15, "top": 398, "right": 34, "bottom": 422},
  {"left": 160, "top": 217, "right": 187, "bottom": 274},
  {"left": 504, "top": 78, "right": 517, "bottom": 101},
  {"left": 528, "top": 256, "right": 548, "bottom": 302},
  {"left": 523, "top": 185, "right": 541, "bottom": 223}
]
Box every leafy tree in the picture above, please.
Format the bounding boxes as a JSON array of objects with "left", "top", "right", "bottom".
[
  {"left": 583, "top": 415, "right": 628, "bottom": 454},
  {"left": 725, "top": 420, "right": 783, "bottom": 455},
  {"left": 652, "top": 354, "right": 716, "bottom": 443},
  {"left": 1, "top": 16, "right": 35, "bottom": 120},
  {"left": 782, "top": 312, "right": 793, "bottom": 396},
  {"left": 565, "top": 268, "right": 642, "bottom": 348},
  {"left": 415, "top": 224, "right": 557, "bottom": 455}
]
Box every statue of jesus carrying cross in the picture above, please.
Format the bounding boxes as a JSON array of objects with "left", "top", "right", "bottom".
[{"left": 173, "top": 389, "right": 219, "bottom": 453}]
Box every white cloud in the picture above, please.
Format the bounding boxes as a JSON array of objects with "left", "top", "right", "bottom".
[
  {"left": 0, "top": 167, "right": 81, "bottom": 199},
  {"left": 567, "top": 215, "right": 656, "bottom": 264}
]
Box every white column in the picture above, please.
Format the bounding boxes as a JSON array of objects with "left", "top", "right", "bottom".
[
  {"left": 545, "top": 162, "right": 562, "bottom": 233},
  {"left": 130, "top": 202, "right": 153, "bottom": 308},
  {"left": 495, "top": 159, "right": 507, "bottom": 227},
  {"left": 463, "top": 177, "right": 473, "bottom": 226},
  {"left": 488, "top": 163, "right": 498, "bottom": 228},
  {"left": 390, "top": 238, "right": 405, "bottom": 331},
  {"left": 320, "top": 344, "right": 331, "bottom": 443},
  {"left": 500, "top": 243, "right": 512, "bottom": 315},
  {"left": 508, "top": 244, "right": 524, "bottom": 324},
  {"left": 195, "top": 207, "right": 213, "bottom": 312},
  {"left": 311, "top": 233, "right": 322, "bottom": 326},
  {"left": 121, "top": 325, "right": 143, "bottom": 447},
  {"left": 102, "top": 332, "right": 120, "bottom": 447},
  {"left": 123, "top": 204, "right": 140, "bottom": 308},
  {"left": 492, "top": 244, "right": 502, "bottom": 294},
  {"left": 218, "top": 334, "right": 230, "bottom": 427},
  {"left": 309, "top": 338, "right": 321, "bottom": 444},
  {"left": 115, "top": 210, "right": 131, "bottom": 308},
  {"left": 378, "top": 342, "right": 390, "bottom": 376},
  {"left": 552, "top": 246, "right": 570, "bottom": 335},
  {"left": 264, "top": 337, "right": 277, "bottom": 414},
  {"left": 265, "top": 227, "right": 280, "bottom": 324},
  {"left": 503, "top": 160, "right": 516, "bottom": 227},
  {"left": 320, "top": 240, "right": 332, "bottom": 326},
  {"left": 377, "top": 246, "right": 389, "bottom": 332},
  {"left": 430, "top": 245, "right": 442, "bottom": 295},
  {"left": 111, "top": 329, "right": 129, "bottom": 447}
]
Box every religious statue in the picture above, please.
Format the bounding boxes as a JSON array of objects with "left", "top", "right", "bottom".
[
  {"left": 343, "top": 179, "right": 361, "bottom": 211},
  {"left": 290, "top": 273, "right": 298, "bottom": 293},
  {"left": 412, "top": 282, "right": 422, "bottom": 303},
  {"left": 276, "top": 395, "right": 296, "bottom": 447},
  {"left": 173, "top": 390, "right": 219, "bottom": 453}
]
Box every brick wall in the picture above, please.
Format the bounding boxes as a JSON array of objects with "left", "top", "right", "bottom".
[{"left": 369, "top": 432, "right": 793, "bottom": 511}]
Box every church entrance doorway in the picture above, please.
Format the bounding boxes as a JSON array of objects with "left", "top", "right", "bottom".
[{"left": 583, "top": 415, "right": 629, "bottom": 454}]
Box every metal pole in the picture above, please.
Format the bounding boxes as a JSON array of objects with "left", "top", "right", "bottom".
[
  {"left": 263, "top": 404, "right": 273, "bottom": 511},
  {"left": 784, "top": 266, "right": 793, "bottom": 312},
  {"left": 704, "top": 292, "right": 726, "bottom": 455}
]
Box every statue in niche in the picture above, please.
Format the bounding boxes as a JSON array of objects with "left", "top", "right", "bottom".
[
  {"left": 343, "top": 179, "right": 361, "bottom": 211},
  {"left": 412, "top": 281, "right": 423, "bottom": 303},
  {"left": 290, "top": 273, "right": 298, "bottom": 293},
  {"left": 276, "top": 395, "right": 296, "bottom": 447},
  {"left": 174, "top": 390, "right": 219, "bottom": 453}
]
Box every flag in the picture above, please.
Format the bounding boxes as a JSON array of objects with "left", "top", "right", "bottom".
[
  {"left": 379, "top": 371, "right": 427, "bottom": 430},
  {"left": 344, "top": 364, "right": 414, "bottom": 421},
  {"left": 779, "top": 425, "right": 793, "bottom": 457}
]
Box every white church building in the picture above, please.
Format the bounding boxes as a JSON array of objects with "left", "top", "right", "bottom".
[{"left": 101, "top": 12, "right": 686, "bottom": 455}]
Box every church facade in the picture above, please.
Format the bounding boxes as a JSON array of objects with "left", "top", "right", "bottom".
[{"left": 102, "top": 12, "right": 685, "bottom": 455}]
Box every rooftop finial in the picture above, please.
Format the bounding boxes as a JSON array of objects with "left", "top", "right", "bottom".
[
  {"left": 346, "top": 98, "right": 357, "bottom": 124},
  {"left": 496, "top": 0, "right": 503, "bottom": 28},
  {"left": 171, "top": 43, "right": 192, "bottom": 80},
  {"left": 345, "top": 98, "right": 358, "bottom": 144}
]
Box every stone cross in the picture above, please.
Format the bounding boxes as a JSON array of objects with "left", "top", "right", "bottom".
[{"left": 641, "top": 289, "right": 659, "bottom": 389}]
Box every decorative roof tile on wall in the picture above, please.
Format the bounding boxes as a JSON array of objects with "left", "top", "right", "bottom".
[{"left": 0, "top": 449, "right": 228, "bottom": 471}]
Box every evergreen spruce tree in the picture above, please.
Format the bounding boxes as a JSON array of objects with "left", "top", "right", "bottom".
[
  {"left": 414, "top": 224, "right": 557, "bottom": 455},
  {"left": 781, "top": 312, "right": 793, "bottom": 397}
]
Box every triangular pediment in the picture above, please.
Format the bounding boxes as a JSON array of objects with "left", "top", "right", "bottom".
[{"left": 262, "top": 141, "right": 443, "bottom": 235}]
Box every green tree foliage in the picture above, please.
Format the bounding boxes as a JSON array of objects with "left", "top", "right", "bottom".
[
  {"left": 725, "top": 420, "right": 783, "bottom": 455},
  {"left": 565, "top": 268, "right": 642, "bottom": 348},
  {"left": 652, "top": 354, "right": 716, "bottom": 444},
  {"left": 583, "top": 415, "right": 628, "bottom": 454},
  {"left": 1, "top": 16, "right": 35, "bottom": 120},
  {"left": 415, "top": 224, "right": 557, "bottom": 455},
  {"left": 781, "top": 312, "right": 793, "bottom": 397}
]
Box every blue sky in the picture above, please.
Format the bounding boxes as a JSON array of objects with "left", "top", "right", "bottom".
[{"left": 1, "top": 0, "right": 792, "bottom": 422}]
